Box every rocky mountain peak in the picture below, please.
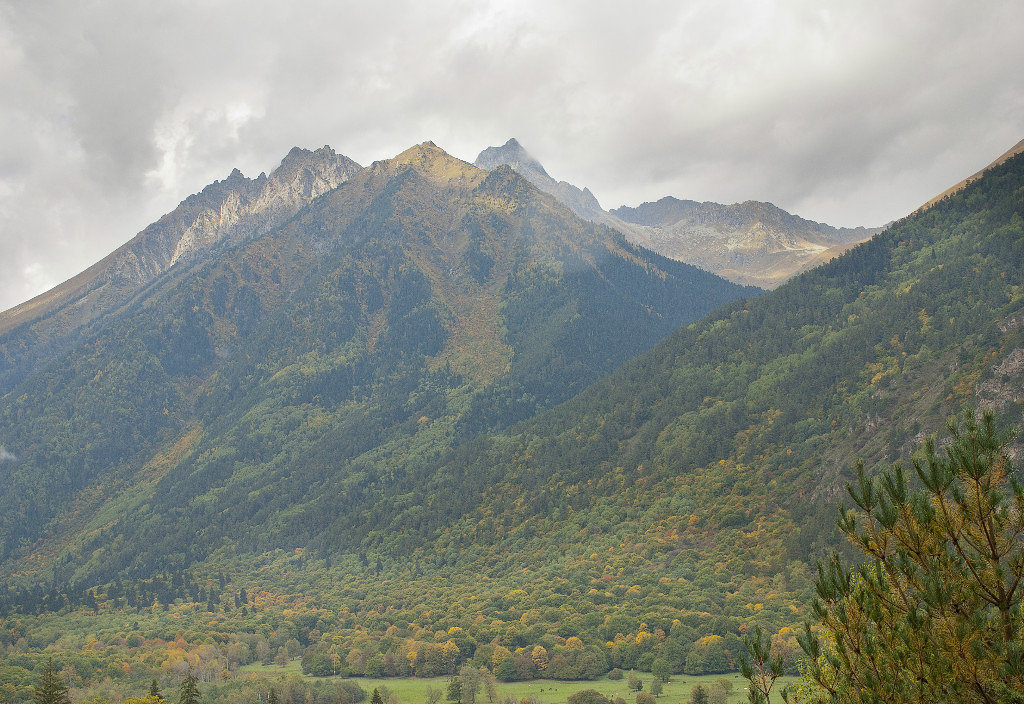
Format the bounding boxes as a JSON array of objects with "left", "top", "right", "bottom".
[
  {"left": 0, "top": 144, "right": 363, "bottom": 343},
  {"left": 272, "top": 145, "right": 358, "bottom": 184},
  {"left": 475, "top": 137, "right": 551, "bottom": 181},
  {"left": 386, "top": 141, "right": 483, "bottom": 187},
  {"left": 474, "top": 138, "right": 603, "bottom": 221}
]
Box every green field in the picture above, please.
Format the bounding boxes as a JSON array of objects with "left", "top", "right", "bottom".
[{"left": 238, "top": 662, "right": 799, "bottom": 704}]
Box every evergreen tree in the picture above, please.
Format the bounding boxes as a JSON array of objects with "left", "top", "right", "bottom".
[
  {"left": 148, "top": 678, "right": 161, "bottom": 699},
  {"left": 739, "top": 625, "right": 783, "bottom": 704},
  {"left": 32, "top": 658, "right": 70, "bottom": 704},
  {"left": 178, "top": 669, "right": 201, "bottom": 704},
  {"left": 269, "top": 688, "right": 279, "bottom": 704},
  {"left": 370, "top": 688, "right": 383, "bottom": 704},
  {"left": 799, "top": 413, "right": 1024, "bottom": 703}
]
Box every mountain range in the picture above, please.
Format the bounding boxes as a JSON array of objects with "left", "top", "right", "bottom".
[
  {"left": 0, "top": 134, "right": 1022, "bottom": 700},
  {"left": 474, "top": 138, "right": 883, "bottom": 288},
  {"left": 0, "top": 141, "right": 756, "bottom": 583}
]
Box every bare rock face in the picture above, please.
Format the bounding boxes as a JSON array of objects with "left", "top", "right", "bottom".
[
  {"left": 166, "top": 147, "right": 359, "bottom": 265},
  {"left": 977, "top": 348, "right": 1024, "bottom": 414},
  {"left": 0, "top": 146, "right": 361, "bottom": 391}
]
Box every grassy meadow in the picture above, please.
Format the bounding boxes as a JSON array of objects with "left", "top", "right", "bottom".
[{"left": 238, "top": 662, "right": 800, "bottom": 704}]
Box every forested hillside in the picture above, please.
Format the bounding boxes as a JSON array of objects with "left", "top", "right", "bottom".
[
  {"left": 1, "top": 145, "right": 1022, "bottom": 703},
  {"left": 226, "top": 148, "right": 1022, "bottom": 687},
  {"left": 0, "top": 141, "right": 752, "bottom": 590}
]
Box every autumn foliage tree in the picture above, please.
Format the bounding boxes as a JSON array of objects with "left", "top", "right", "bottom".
[{"left": 798, "top": 413, "right": 1024, "bottom": 703}]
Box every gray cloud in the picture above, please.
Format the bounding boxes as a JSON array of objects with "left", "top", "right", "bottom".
[
  {"left": 1, "top": 0, "right": 1022, "bottom": 310},
  {"left": 0, "top": 446, "right": 15, "bottom": 462}
]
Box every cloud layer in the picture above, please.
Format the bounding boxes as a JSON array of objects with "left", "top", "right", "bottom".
[{"left": 2, "top": 0, "right": 1022, "bottom": 310}]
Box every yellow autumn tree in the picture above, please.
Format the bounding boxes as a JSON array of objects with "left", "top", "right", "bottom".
[{"left": 531, "top": 646, "right": 549, "bottom": 671}]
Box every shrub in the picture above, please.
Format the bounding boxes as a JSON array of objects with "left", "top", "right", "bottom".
[{"left": 567, "top": 690, "right": 610, "bottom": 704}]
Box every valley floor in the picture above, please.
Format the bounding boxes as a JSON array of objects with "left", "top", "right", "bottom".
[{"left": 236, "top": 664, "right": 800, "bottom": 704}]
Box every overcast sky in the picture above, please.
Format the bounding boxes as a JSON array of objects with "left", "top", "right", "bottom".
[{"left": 1, "top": 0, "right": 1022, "bottom": 311}]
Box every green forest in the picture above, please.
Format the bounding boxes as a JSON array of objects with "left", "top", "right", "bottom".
[{"left": 2, "top": 145, "right": 1024, "bottom": 703}]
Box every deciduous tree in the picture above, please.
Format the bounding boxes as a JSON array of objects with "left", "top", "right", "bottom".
[{"left": 447, "top": 676, "right": 463, "bottom": 704}]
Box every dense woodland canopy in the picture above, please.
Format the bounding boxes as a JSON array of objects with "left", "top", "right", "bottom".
[{"left": 0, "top": 146, "right": 1023, "bottom": 702}]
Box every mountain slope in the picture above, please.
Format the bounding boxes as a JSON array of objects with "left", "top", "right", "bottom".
[
  {"left": 390, "top": 145, "right": 1024, "bottom": 592},
  {"left": 0, "top": 146, "right": 362, "bottom": 394},
  {"left": 914, "top": 136, "right": 1024, "bottom": 214},
  {"left": 276, "top": 144, "right": 1023, "bottom": 657},
  {"left": 0, "top": 141, "right": 758, "bottom": 584},
  {"left": 473, "top": 139, "right": 882, "bottom": 288}
]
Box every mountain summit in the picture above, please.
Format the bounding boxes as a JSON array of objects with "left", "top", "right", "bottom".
[
  {"left": 473, "top": 138, "right": 550, "bottom": 180},
  {"left": 0, "top": 146, "right": 362, "bottom": 393},
  {"left": 474, "top": 138, "right": 605, "bottom": 220}
]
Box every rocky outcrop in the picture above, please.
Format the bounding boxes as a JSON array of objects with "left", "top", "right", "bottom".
[{"left": 977, "top": 348, "right": 1024, "bottom": 415}]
